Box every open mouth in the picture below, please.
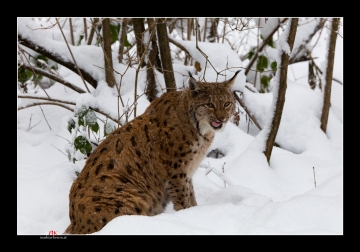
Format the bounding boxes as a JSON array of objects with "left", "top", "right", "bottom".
[{"left": 211, "top": 121, "right": 223, "bottom": 129}]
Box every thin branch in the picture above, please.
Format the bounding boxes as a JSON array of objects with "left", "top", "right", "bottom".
[
  {"left": 233, "top": 92, "right": 262, "bottom": 130},
  {"left": 87, "top": 18, "right": 99, "bottom": 45},
  {"left": 18, "top": 102, "right": 74, "bottom": 112},
  {"left": 51, "top": 144, "right": 68, "bottom": 157},
  {"left": 39, "top": 105, "right": 52, "bottom": 130},
  {"left": 56, "top": 18, "right": 91, "bottom": 93},
  {"left": 168, "top": 36, "right": 191, "bottom": 56},
  {"left": 18, "top": 95, "right": 120, "bottom": 124}
]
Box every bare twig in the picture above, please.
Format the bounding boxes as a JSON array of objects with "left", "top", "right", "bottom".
[
  {"left": 39, "top": 105, "right": 52, "bottom": 130},
  {"left": 56, "top": 135, "right": 71, "bottom": 143},
  {"left": 51, "top": 144, "right": 68, "bottom": 157},
  {"left": 233, "top": 92, "right": 262, "bottom": 130},
  {"left": 56, "top": 18, "right": 91, "bottom": 93},
  {"left": 19, "top": 102, "right": 75, "bottom": 112},
  {"left": 313, "top": 167, "right": 316, "bottom": 187},
  {"left": 221, "top": 162, "right": 226, "bottom": 187},
  {"left": 194, "top": 19, "right": 220, "bottom": 81},
  {"left": 26, "top": 113, "right": 41, "bottom": 132},
  {"left": 18, "top": 95, "right": 120, "bottom": 124}
]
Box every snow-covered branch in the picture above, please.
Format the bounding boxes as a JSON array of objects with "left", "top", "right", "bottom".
[
  {"left": 18, "top": 63, "right": 86, "bottom": 94},
  {"left": 18, "top": 33, "right": 98, "bottom": 89},
  {"left": 200, "top": 163, "right": 234, "bottom": 186}
]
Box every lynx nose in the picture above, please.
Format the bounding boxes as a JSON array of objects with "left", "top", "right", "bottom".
[{"left": 217, "top": 117, "right": 225, "bottom": 122}]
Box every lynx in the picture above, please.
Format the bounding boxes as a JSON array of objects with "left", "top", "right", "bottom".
[{"left": 65, "top": 71, "right": 240, "bottom": 234}]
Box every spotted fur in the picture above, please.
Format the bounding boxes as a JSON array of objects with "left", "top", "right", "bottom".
[{"left": 64, "top": 72, "right": 239, "bottom": 234}]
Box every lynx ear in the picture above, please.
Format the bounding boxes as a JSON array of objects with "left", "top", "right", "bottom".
[
  {"left": 223, "top": 70, "right": 241, "bottom": 89},
  {"left": 188, "top": 71, "right": 198, "bottom": 90}
]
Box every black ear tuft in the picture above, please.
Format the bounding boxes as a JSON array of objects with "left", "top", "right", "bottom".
[
  {"left": 231, "top": 70, "right": 241, "bottom": 80},
  {"left": 188, "top": 71, "right": 197, "bottom": 90}
]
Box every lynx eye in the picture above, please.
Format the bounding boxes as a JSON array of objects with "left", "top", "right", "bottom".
[
  {"left": 205, "top": 103, "right": 215, "bottom": 109},
  {"left": 224, "top": 102, "right": 231, "bottom": 107}
]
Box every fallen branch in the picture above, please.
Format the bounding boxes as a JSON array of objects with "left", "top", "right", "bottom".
[{"left": 200, "top": 163, "right": 234, "bottom": 186}]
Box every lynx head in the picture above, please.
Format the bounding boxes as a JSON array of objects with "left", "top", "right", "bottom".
[{"left": 188, "top": 71, "right": 240, "bottom": 135}]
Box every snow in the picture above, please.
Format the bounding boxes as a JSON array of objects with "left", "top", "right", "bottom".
[{"left": 17, "top": 18, "right": 343, "bottom": 235}]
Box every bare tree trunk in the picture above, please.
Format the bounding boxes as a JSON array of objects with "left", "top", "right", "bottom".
[
  {"left": 69, "top": 18, "right": 75, "bottom": 46},
  {"left": 264, "top": 18, "right": 298, "bottom": 163},
  {"left": 133, "top": 18, "right": 146, "bottom": 68},
  {"left": 320, "top": 18, "right": 340, "bottom": 133},
  {"left": 102, "top": 18, "right": 116, "bottom": 87},
  {"left": 145, "top": 18, "right": 159, "bottom": 102},
  {"left": 83, "top": 18, "right": 88, "bottom": 41},
  {"left": 208, "top": 18, "right": 219, "bottom": 43},
  {"left": 87, "top": 18, "right": 99, "bottom": 45},
  {"left": 157, "top": 18, "right": 176, "bottom": 92},
  {"left": 203, "top": 18, "right": 208, "bottom": 42},
  {"left": 118, "top": 18, "right": 130, "bottom": 63}
]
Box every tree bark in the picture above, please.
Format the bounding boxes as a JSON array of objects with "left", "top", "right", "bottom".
[
  {"left": 87, "top": 18, "right": 99, "bottom": 45},
  {"left": 157, "top": 19, "right": 177, "bottom": 92},
  {"left": 145, "top": 18, "right": 159, "bottom": 102},
  {"left": 118, "top": 18, "right": 130, "bottom": 63},
  {"left": 83, "top": 18, "right": 88, "bottom": 41},
  {"left": 320, "top": 18, "right": 340, "bottom": 133},
  {"left": 133, "top": 18, "right": 146, "bottom": 68},
  {"left": 208, "top": 18, "right": 219, "bottom": 43},
  {"left": 264, "top": 18, "right": 298, "bottom": 163},
  {"left": 18, "top": 33, "right": 98, "bottom": 89},
  {"left": 69, "top": 18, "right": 75, "bottom": 46},
  {"left": 102, "top": 18, "right": 116, "bottom": 88}
]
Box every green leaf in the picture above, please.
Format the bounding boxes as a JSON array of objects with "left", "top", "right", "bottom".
[
  {"left": 110, "top": 23, "right": 120, "bottom": 44},
  {"left": 256, "top": 55, "right": 268, "bottom": 72},
  {"left": 271, "top": 61, "right": 277, "bottom": 72},
  {"left": 91, "top": 122, "right": 99, "bottom": 133},
  {"left": 85, "top": 110, "right": 97, "bottom": 127},
  {"left": 67, "top": 118, "right": 76, "bottom": 133},
  {"left": 104, "top": 121, "right": 116, "bottom": 137},
  {"left": 74, "top": 136, "right": 92, "bottom": 154},
  {"left": 18, "top": 67, "right": 33, "bottom": 84},
  {"left": 248, "top": 50, "right": 255, "bottom": 60},
  {"left": 267, "top": 37, "right": 275, "bottom": 48},
  {"left": 76, "top": 106, "right": 89, "bottom": 127},
  {"left": 261, "top": 75, "right": 270, "bottom": 87},
  {"left": 77, "top": 34, "right": 84, "bottom": 46},
  {"left": 124, "top": 34, "right": 131, "bottom": 47}
]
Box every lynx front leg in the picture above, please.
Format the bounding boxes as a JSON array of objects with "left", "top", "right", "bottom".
[
  {"left": 188, "top": 178, "right": 197, "bottom": 206},
  {"left": 166, "top": 173, "right": 197, "bottom": 211}
]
